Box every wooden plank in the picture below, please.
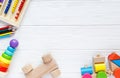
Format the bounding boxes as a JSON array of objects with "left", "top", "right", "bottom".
[
  {"left": 21, "top": 1, "right": 120, "bottom": 26},
  {"left": 0, "top": 0, "right": 120, "bottom": 26},
  {"left": 0, "top": 0, "right": 119, "bottom": 78},
  {"left": 1, "top": 26, "right": 120, "bottom": 50}
]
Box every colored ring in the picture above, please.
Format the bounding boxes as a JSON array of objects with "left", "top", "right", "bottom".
[
  {"left": 2, "top": 53, "right": 12, "bottom": 60},
  {"left": 0, "top": 61, "right": 9, "bottom": 68},
  {"left": 5, "top": 50, "right": 14, "bottom": 56},
  {"left": 7, "top": 46, "right": 15, "bottom": 53},
  {"left": 0, "top": 56, "right": 10, "bottom": 64},
  {"left": 0, "top": 66, "right": 8, "bottom": 72}
]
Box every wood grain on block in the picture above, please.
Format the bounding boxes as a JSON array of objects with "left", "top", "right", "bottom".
[
  {"left": 51, "top": 69, "right": 61, "bottom": 78},
  {"left": 0, "top": 71, "right": 7, "bottom": 78},
  {"left": 93, "top": 55, "right": 105, "bottom": 64},
  {"left": 109, "top": 60, "right": 119, "bottom": 72},
  {"left": 106, "top": 70, "right": 113, "bottom": 75},
  {"left": 92, "top": 73, "right": 96, "bottom": 78},
  {"left": 22, "top": 64, "right": 33, "bottom": 74},
  {"left": 42, "top": 54, "right": 52, "bottom": 64}
]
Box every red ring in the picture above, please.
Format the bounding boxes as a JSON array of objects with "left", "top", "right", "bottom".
[{"left": 0, "top": 66, "right": 8, "bottom": 72}]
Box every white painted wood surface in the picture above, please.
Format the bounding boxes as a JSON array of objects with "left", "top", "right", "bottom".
[{"left": 0, "top": 0, "right": 120, "bottom": 78}]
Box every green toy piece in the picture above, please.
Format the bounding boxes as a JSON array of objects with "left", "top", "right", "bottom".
[
  {"left": 2, "top": 53, "right": 12, "bottom": 60},
  {"left": 97, "top": 71, "right": 107, "bottom": 78}
]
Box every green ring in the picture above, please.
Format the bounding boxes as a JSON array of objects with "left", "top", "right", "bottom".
[
  {"left": 2, "top": 53, "right": 12, "bottom": 60},
  {"left": 4, "top": 50, "right": 13, "bottom": 56}
]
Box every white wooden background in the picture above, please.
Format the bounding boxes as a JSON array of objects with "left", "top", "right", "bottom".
[{"left": 1, "top": 0, "right": 120, "bottom": 78}]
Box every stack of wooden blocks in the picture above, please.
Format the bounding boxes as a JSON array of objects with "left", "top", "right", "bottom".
[{"left": 93, "top": 55, "right": 107, "bottom": 78}]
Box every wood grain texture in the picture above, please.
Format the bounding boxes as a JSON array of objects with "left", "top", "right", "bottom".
[{"left": 0, "top": 0, "right": 120, "bottom": 78}]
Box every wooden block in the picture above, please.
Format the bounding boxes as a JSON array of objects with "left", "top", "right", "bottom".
[
  {"left": 112, "top": 60, "right": 120, "bottom": 67},
  {"left": 109, "top": 60, "right": 119, "bottom": 72},
  {"left": 22, "top": 64, "right": 33, "bottom": 74},
  {"left": 94, "top": 63, "right": 106, "bottom": 72},
  {"left": 93, "top": 55, "right": 105, "bottom": 64},
  {"left": 92, "top": 73, "right": 96, "bottom": 78},
  {"left": 51, "top": 69, "right": 61, "bottom": 78},
  {"left": 22, "top": 54, "right": 60, "bottom": 78},
  {"left": 106, "top": 69, "right": 113, "bottom": 75},
  {"left": 0, "top": 71, "right": 7, "bottom": 78},
  {"left": 81, "top": 66, "right": 93, "bottom": 75},
  {"left": 108, "top": 52, "right": 120, "bottom": 61},
  {"left": 42, "top": 54, "right": 52, "bottom": 64},
  {"left": 96, "top": 71, "right": 107, "bottom": 78}
]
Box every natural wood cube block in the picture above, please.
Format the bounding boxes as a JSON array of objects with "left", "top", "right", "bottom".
[
  {"left": 93, "top": 55, "right": 105, "bottom": 64},
  {"left": 42, "top": 54, "right": 52, "bottom": 64},
  {"left": 22, "top": 64, "right": 33, "bottom": 74},
  {"left": 51, "top": 69, "right": 61, "bottom": 78}
]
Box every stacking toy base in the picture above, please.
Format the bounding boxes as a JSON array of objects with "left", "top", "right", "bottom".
[{"left": 0, "top": 71, "right": 7, "bottom": 78}]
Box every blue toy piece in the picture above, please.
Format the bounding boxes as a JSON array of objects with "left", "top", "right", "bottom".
[
  {"left": 7, "top": 46, "right": 15, "bottom": 53},
  {"left": 81, "top": 66, "right": 93, "bottom": 75},
  {"left": 112, "top": 60, "right": 120, "bottom": 67},
  {"left": 4, "top": 50, "right": 14, "bottom": 56}
]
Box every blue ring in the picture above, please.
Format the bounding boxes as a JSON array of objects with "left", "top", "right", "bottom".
[
  {"left": 7, "top": 46, "right": 15, "bottom": 53},
  {"left": 4, "top": 50, "right": 14, "bottom": 56}
]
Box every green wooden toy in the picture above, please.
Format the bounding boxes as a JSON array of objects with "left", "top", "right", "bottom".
[{"left": 97, "top": 71, "right": 107, "bottom": 78}]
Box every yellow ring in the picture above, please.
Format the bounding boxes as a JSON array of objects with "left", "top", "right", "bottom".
[{"left": 0, "top": 56, "right": 10, "bottom": 64}]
